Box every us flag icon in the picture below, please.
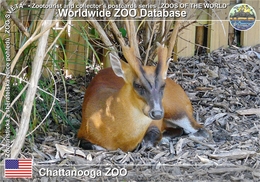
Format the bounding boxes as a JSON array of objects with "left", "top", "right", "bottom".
[{"left": 4, "top": 158, "right": 33, "bottom": 178}]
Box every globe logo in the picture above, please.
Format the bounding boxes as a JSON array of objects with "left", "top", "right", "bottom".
[{"left": 229, "top": 4, "right": 256, "bottom": 31}]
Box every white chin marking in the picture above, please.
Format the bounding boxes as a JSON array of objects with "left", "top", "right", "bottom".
[{"left": 167, "top": 116, "right": 198, "bottom": 134}]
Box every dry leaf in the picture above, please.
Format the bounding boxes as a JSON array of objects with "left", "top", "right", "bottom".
[
  {"left": 204, "top": 113, "right": 227, "bottom": 126},
  {"left": 55, "top": 144, "right": 86, "bottom": 159},
  {"left": 86, "top": 153, "right": 93, "bottom": 161},
  {"left": 175, "top": 138, "right": 187, "bottom": 155},
  {"left": 197, "top": 155, "right": 216, "bottom": 164},
  {"left": 153, "top": 152, "right": 166, "bottom": 160}
]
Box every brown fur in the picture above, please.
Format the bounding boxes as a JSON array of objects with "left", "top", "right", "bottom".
[{"left": 78, "top": 67, "right": 202, "bottom": 151}]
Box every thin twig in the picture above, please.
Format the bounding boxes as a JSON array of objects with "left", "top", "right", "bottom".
[
  {"left": 109, "top": 20, "right": 126, "bottom": 47},
  {"left": 0, "top": 72, "right": 59, "bottom": 125},
  {"left": 88, "top": 18, "right": 116, "bottom": 52},
  {"left": 45, "top": 22, "right": 69, "bottom": 58},
  {"left": 178, "top": 35, "right": 210, "bottom": 50},
  {"left": 129, "top": 20, "right": 140, "bottom": 59},
  {"left": 0, "top": 82, "right": 28, "bottom": 126},
  {"left": 167, "top": 21, "right": 181, "bottom": 59},
  {"left": 26, "top": 67, "right": 57, "bottom": 137},
  {"left": 11, "top": 0, "right": 57, "bottom": 158},
  {"left": 188, "top": 137, "right": 216, "bottom": 150},
  {"left": 0, "top": 20, "right": 57, "bottom": 105},
  {"left": 1, "top": 0, "right": 30, "bottom": 37},
  {"left": 144, "top": 22, "right": 157, "bottom": 65}
]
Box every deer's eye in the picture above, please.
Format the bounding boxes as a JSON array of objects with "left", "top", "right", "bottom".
[
  {"left": 160, "top": 84, "right": 166, "bottom": 94},
  {"left": 134, "top": 83, "right": 145, "bottom": 95}
]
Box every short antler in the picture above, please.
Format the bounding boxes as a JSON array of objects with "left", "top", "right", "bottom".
[
  {"left": 157, "top": 43, "right": 168, "bottom": 64},
  {"left": 156, "top": 43, "right": 172, "bottom": 79}
]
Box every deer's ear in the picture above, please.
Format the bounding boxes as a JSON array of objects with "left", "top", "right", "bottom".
[{"left": 110, "top": 53, "right": 128, "bottom": 80}]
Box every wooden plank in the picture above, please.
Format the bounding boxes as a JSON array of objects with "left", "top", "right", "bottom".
[
  {"left": 241, "top": 0, "right": 260, "bottom": 47},
  {"left": 208, "top": 0, "right": 230, "bottom": 52},
  {"left": 241, "top": 21, "right": 260, "bottom": 47},
  {"left": 228, "top": 0, "right": 237, "bottom": 46},
  {"left": 42, "top": 21, "right": 66, "bottom": 77},
  {"left": 196, "top": 0, "right": 209, "bottom": 25},
  {"left": 175, "top": 0, "right": 198, "bottom": 58},
  {"left": 176, "top": 24, "right": 196, "bottom": 58},
  {"left": 194, "top": 0, "right": 210, "bottom": 54},
  {"left": 42, "top": 0, "right": 64, "bottom": 77},
  {"left": 195, "top": 26, "right": 205, "bottom": 54},
  {"left": 65, "top": 21, "right": 86, "bottom": 77}
]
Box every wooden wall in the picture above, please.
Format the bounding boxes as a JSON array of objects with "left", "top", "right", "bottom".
[
  {"left": 1, "top": 0, "right": 259, "bottom": 76},
  {"left": 176, "top": 0, "right": 259, "bottom": 57},
  {"left": 241, "top": 0, "right": 260, "bottom": 46}
]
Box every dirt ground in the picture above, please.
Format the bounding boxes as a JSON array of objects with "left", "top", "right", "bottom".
[{"left": 2, "top": 45, "right": 260, "bottom": 181}]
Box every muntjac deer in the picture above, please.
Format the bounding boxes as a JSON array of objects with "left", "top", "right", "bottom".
[{"left": 77, "top": 44, "right": 203, "bottom": 152}]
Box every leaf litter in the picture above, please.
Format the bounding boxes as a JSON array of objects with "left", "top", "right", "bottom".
[{"left": 3, "top": 45, "right": 260, "bottom": 181}]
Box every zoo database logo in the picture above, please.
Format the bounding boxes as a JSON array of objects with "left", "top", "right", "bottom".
[
  {"left": 57, "top": 8, "right": 187, "bottom": 18},
  {"left": 56, "top": 3, "right": 188, "bottom": 18},
  {"left": 229, "top": 4, "right": 257, "bottom": 31}
]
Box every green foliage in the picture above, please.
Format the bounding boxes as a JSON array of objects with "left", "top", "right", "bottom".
[
  {"left": 90, "top": 28, "right": 99, "bottom": 38},
  {"left": 119, "top": 27, "right": 127, "bottom": 37},
  {"left": 0, "top": 1, "right": 133, "bottom": 146}
]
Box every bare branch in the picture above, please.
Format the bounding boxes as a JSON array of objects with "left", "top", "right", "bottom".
[
  {"left": 0, "top": 19, "right": 57, "bottom": 107},
  {"left": 88, "top": 18, "right": 116, "bottom": 54},
  {"left": 26, "top": 67, "right": 57, "bottom": 137},
  {"left": 1, "top": 0, "right": 30, "bottom": 37},
  {"left": 109, "top": 20, "right": 126, "bottom": 47},
  {"left": 167, "top": 21, "right": 181, "bottom": 59},
  {"left": 144, "top": 23, "right": 157, "bottom": 65},
  {"left": 128, "top": 20, "right": 140, "bottom": 59},
  {"left": 11, "top": 0, "right": 58, "bottom": 158}
]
